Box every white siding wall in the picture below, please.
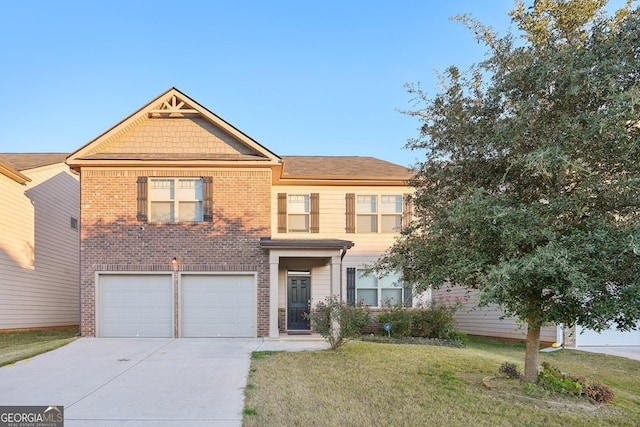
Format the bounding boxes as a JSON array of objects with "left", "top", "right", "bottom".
[
  {"left": 433, "top": 286, "right": 558, "bottom": 343},
  {"left": 0, "top": 163, "right": 80, "bottom": 329}
]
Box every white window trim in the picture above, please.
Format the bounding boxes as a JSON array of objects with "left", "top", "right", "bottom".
[
  {"left": 287, "top": 194, "right": 310, "bottom": 232},
  {"left": 149, "top": 177, "right": 203, "bottom": 223},
  {"left": 356, "top": 194, "right": 403, "bottom": 233},
  {"left": 355, "top": 269, "right": 405, "bottom": 307}
]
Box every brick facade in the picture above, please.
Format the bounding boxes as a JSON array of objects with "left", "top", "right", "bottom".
[{"left": 80, "top": 168, "right": 272, "bottom": 337}]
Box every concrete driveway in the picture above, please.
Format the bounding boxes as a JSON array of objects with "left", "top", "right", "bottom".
[
  {"left": 574, "top": 346, "right": 640, "bottom": 361},
  {"left": 0, "top": 337, "right": 328, "bottom": 426}
]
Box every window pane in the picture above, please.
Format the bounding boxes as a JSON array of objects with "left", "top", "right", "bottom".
[
  {"left": 288, "top": 195, "right": 309, "bottom": 213},
  {"left": 150, "top": 202, "right": 174, "bottom": 222},
  {"left": 357, "top": 289, "right": 377, "bottom": 306},
  {"left": 381, "top": 195, "right": 402, "bottom": 213},
  {"left": 356, "top": 271, "right": 377, "bottom": 288},
  {"left": 288, "top": 214, "right": 309, "bottom": 232},
  {"left": 150, "top": 179, "right": 174, "bottom": 200},
  {"left": 179, "top": 201, "right": 203, "bottom": 222},
  {"left": 381, "top": 215, "right": 402, "bottom": 233},
  {"left": 379, "top": 272, "right": 402, "bottom": 288},
  {"left": 178, "top": 179, "right": 202, "bottom": 201},
  {"left": 357, "top": 195, "right": 377, "bottom": 213},
  {"left": 381, "top": 289, "right": 402, "bottom": 306},
  {"left": 357, "top": 215, "right": 377, "bottom": 233}
]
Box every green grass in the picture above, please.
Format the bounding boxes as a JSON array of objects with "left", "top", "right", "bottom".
[
  {"left": 0, "top": 327, "right": 78, "bottom": 367},
  {"left": 243, "top": 338, "right": 640, "bottom": 426}
]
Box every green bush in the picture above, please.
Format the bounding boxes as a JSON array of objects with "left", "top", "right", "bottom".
[
  {"left": 377, "top": 298, "right": 462, "bottom": 340},
  {"left": 538, "top": 362, "right": 583, "bottom": 396},
  {"left": 305, "top": 296, "right": 370, "bottom": 350}
]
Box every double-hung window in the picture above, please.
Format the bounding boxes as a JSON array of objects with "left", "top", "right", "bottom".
[
  {"left": 356, "top": 194, "right": 403, "bottom": 233},
  {"left": 356, "top": 270, "right": 405, "bottom": 307},
  {"left": 288, "top": 194, "right": 310, "bottom": 232},
  {"left": 149, "top": 178, "right": 203, "bottom": 222}
]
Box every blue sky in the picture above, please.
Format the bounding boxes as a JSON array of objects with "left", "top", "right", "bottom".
[{"left": 0, "top": 1, "right": 624, "bottom": 167}]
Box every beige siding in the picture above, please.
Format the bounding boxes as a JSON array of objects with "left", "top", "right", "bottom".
[
  {"left": 272, "top": 185, "right": 408, "bottom": 255},
  {"left": 0, "top": 163, "right": 80, "bottom": 329},
  {"left": 433, "top": 286, "right": 558, "bottom": 343}
]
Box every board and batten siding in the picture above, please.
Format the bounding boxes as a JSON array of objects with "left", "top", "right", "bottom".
[
  {"left": 0, "top": 163, "right": 80, "bottom": 329},
  {"left": 433, "top": 286, "right": 558, "bottom": 343}
]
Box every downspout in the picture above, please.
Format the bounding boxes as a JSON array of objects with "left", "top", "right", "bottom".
[{"left": 339, "top": 245, "right": 348, "bottom": 302}]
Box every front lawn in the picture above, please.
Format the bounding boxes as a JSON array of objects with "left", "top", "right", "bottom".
[
  {"left": 0, "top": 327, "right": 78, "bottom": 367},
  {"left": 243, "top": 337, "right": 640, "bottom": 426}
]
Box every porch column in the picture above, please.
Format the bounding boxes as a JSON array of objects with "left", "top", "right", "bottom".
[
  {"left": 330, "top": 255, "right": 342, "bottom": 300},
  {"left": 269, "top": 256, "right": 280, "bottom": 338}
]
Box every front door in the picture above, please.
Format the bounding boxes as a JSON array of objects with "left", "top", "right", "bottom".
[{"left": 287, "top": 275, "right": 311, "bottom": 330}]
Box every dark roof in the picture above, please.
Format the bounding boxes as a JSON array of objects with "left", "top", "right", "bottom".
[
  {"left": 280, "top": 156, "right": 413, "bottom": 180},
  {"left": 259, "top": 237, "right": 354, "bottom": 250},
  {"left": 0, "top": 153, "right": 69, "bottom": 171}
]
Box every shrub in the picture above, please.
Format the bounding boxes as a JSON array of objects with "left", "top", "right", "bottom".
[
  {"left": 377, "top": 298, "right": 462, "bottom": 339},
  {"left": 305, "top": 296, "right": 370, "bottom": 350},
  {"left": 498, "top": 362, "right": 522, "bottom": 380},
  {"left": 585, "top": 381, "right": 615, "bottom": 404},
  {"left": 537, "top": 362, "right": 583, "bottom": 396},
  {"left": 447, "top": 330, "right": 468, "bottom": 344}
]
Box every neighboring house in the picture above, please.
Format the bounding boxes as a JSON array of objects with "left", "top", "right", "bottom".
[
  {"left": 434, "top": 286, "right": 640, "bottom": 347},
  {"left": 66, "top": 87, "right": 414, "bottom": 338},
  {"left": 0, "top": 153, "right": 80, "bottom": 330}
]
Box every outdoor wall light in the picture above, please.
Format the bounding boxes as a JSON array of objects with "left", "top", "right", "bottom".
[{"left": 171, "top": 257, "right": 178, "bottom": 270}]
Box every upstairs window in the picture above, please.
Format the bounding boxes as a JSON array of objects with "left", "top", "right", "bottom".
[
  {"left": 149, "top": 178, "right": 203, "bottom": 222},
  {"left": 288, "top": 194, "right": 310, "bottom": 232},
  {"left": 277, "top": 193, "right": 319, "bottom": 233},
  {"left": 354, "top": 194, "right": 403, "bottom": 233}
]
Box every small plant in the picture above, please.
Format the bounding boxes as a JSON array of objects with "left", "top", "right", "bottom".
[
  {"left": 537, "top": 362, "right": 583, "bottom": 396},
  {"left": 447, "top": 330, "right": 468, "bottom": 344},
  {"left": 498, "top": 362, "right": 522, "bottom": 380},
  {"left": 305, "top": 296, "right": 370, "bottom": 350},
  {"left": 585, "top": 381, "right": 615, "bottom": 404}
]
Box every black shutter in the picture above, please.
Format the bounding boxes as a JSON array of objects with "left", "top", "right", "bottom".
[
  {"left": 346, "top": 267, "right": 356, "bottom": 305},
  {"left": 277, "top": 193, "right": 287, "bottom": 233},
  {"left": 310, "top": 193, "right": 319, "bottom": 233},
  {"left": 345, "top": 193, "right": 355, "bottom": 233},
  {"left": 136, "top": 176, "right": 148, "bottom": 222},
  {"left": 403, "top": 282, "right": 413, "bottom": 307},
  {"left": 203, "top": 177, "right": 213, "bottom": 222}
]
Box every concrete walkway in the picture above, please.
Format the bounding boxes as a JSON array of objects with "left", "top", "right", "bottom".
[
  {"left": 573, "top": 346, "right": 640, "bottom": 361},
  {"left": 0, "top": 337, "right": 328, "bottom": 426}
]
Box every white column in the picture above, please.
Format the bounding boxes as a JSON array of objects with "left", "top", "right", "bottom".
[
  {"left": 330, "top": 255, "right": 342, "bottom": 300},
  {"left": 269, "top": 258, "right": 280, "bottom": 338}
]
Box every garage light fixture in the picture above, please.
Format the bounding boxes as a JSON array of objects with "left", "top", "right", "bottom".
[{"left": 171, "top": 257, "right": 178, "bottom": 270}]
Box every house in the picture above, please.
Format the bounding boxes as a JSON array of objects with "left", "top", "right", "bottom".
[
  {"left": 66, "top": 87, "right": 414, "bottom": 338},
  {"left": 0, "top": 153, "right": 79, "bottom": 330},
  {"left": 434, "top": 286, "right": 640, "bottom": 348}
]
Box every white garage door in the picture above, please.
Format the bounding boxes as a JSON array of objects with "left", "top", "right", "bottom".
[
  {"left": 576, "top": 324, "right": 640, "bottom": 346},
  {"left": 99, "top": 274, "right": 173, "bottom": 338},
  {"left": 181, "top": 274, "right": 256, "bottom": 338}
]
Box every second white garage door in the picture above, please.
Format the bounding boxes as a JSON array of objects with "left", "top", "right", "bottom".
[
  {"left": 181, "top": 274, "right": 256, "bottom": 338},
  {"left": 576, "top": 324, "right": 640, "bottom": 346}
]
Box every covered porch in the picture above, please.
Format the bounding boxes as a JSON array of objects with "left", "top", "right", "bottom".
[{"left": 259, "top": 238, "right": 354, "bottom": 338}]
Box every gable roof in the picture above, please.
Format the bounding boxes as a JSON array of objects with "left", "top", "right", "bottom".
[
  {"left": 67, "top": 87, "right": 281, "bottom": 170},
  {"left": 0, "top": 153, "right": 69, "bottom": 184},
  {"left": 278, "top": 156, "right": 413, "bottom": 182}
]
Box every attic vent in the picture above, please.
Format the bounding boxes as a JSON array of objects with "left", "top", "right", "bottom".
[{"left": 148, "top": 95, "right": 198, "bottom": 117}]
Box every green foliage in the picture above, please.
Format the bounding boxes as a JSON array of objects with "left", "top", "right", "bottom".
[
  {"left": 499, "top": 362, "right": 522, "bottom": 380},
  {"left": 376, "top": 298, "right": 462, "bottom": 339},
  {"left": 305, "top": 296, "right": 370, "bottom": 350},
  {"left": 537, "top": 361, "right": 615, "bottom": 403},
  {"left": 376, "top": 0, "right": 640, "bottom": 382}
]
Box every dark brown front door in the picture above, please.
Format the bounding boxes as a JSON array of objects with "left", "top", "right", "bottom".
[{"left": 287, "top": 276, "right": 310, "bottom": 330}]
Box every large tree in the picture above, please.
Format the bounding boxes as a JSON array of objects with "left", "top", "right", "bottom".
[{"left": 377, "top": 0, "right": 640, "bottom": 382}]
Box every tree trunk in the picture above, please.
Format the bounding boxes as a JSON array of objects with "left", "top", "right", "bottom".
[{"left": 524, "top": 323, "right": 541, "bottom": 383}]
